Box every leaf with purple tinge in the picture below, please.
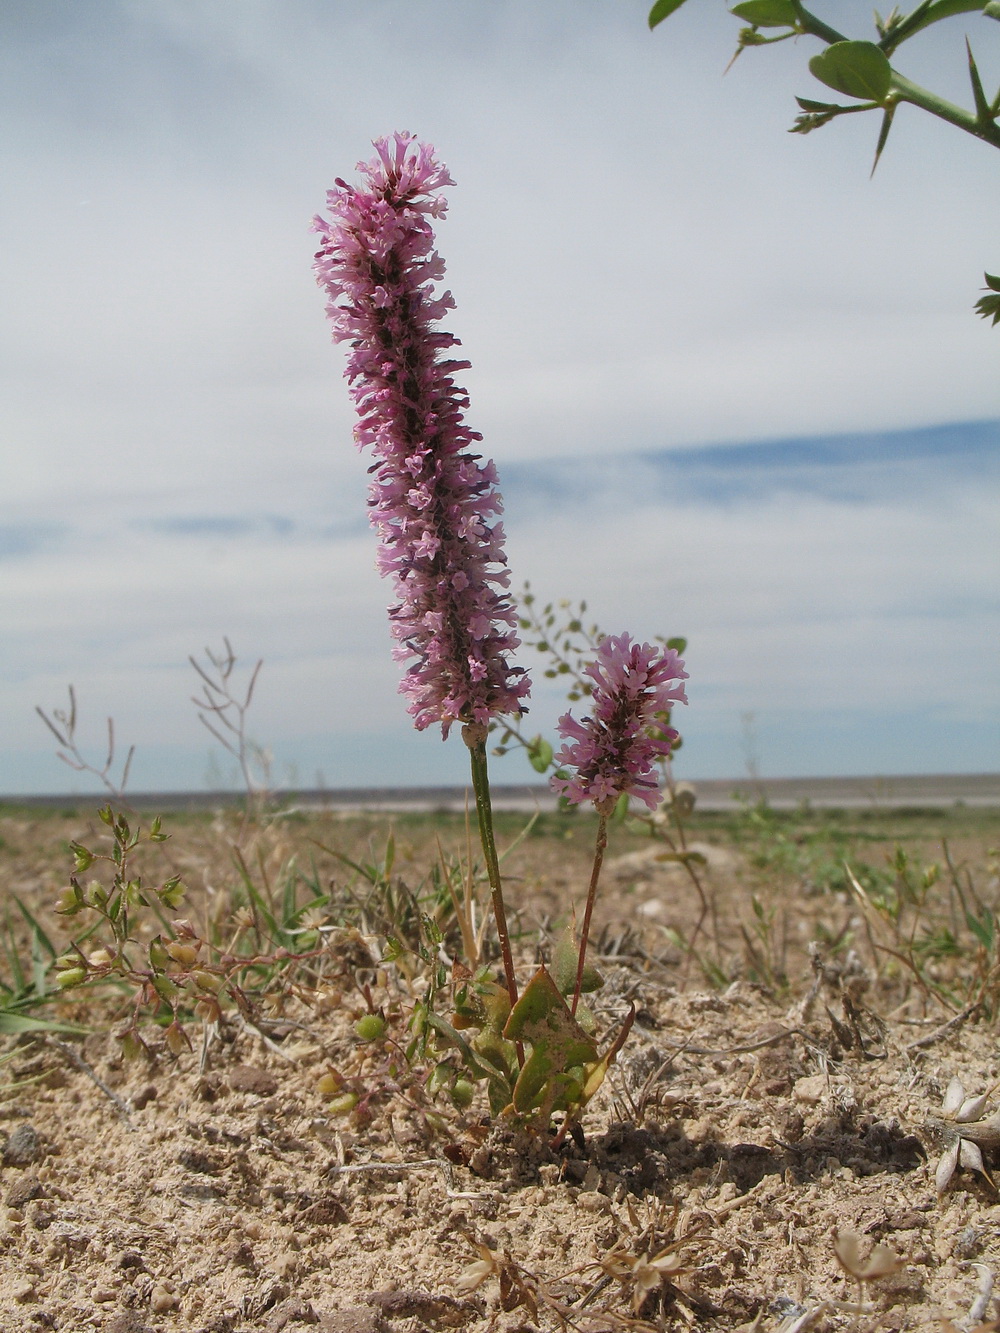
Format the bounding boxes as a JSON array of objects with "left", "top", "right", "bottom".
[{"left": 504, "top": 967, "right": 598, "bottom": 1115}]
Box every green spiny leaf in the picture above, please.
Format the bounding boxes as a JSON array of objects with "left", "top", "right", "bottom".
[
  {"left": 730, "top": 0, "right": 798, "bottom": 26},
  {"left": 809, "top": 41, "right": 892, "bottom": 101},
  {"left": 649, "top": 0, "right": 690, "bottom": 29},
  {"left": 975, "top": 289, "right": 1000, "bottom": 324}
]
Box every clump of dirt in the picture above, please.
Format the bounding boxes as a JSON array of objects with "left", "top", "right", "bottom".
[{"left": 1, "top": 804, "right": 999, "bottom": 1330}]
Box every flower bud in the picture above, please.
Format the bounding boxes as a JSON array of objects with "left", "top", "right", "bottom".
[
  {"left": 86, "top": 881, "right": 108, "bottom": 908},
  {"left": 55, "top": 885, "right": 84, "bottom": 915}
]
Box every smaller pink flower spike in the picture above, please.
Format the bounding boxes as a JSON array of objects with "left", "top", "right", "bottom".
[{"left": 551, "top": 634, "right": 688, "bottom": 813}]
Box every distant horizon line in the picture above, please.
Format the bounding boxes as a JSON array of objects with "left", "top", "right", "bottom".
[{"left": 5, "top": 772, "right": 998, "bottom": 812}]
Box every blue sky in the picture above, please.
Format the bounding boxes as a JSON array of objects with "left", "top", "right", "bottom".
[{"left": 2, "top": 1, "right": 998, "bottom": 794}]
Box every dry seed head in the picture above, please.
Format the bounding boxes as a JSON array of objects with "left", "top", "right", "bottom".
[
  {"left": 833, "top": 1231, "right": 901, "bottom": 1282},
  {"left": 165, "top": 1023, "right": 189, "bottom": 1056},
  {"left": 455, "top": 1242, "right": 498, "bottom": 1293},
  {"left": 166, "top": 941, "right": 200, "bottom": 967},
  {"left": 933, "top": 1078, "right": 1000, "bottom": 1193}
]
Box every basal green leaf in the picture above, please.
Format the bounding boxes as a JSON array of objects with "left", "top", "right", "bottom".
[
  {"left": 809, "top": 41, "right": 892, "bottom": 101},
  {"left": 504, "top": 967, "right": 597, "bottom": 1114},
  {"left": 0, "top": 1010, "right": 88, "bottom": 1035}
]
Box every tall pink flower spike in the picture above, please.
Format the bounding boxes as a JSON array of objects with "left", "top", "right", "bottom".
[
  {"left": 313, "top": 133, "right": 529, "bottom": 736},
  {"left": 552, "top": 633, "right": 688, "bottom": 812}
]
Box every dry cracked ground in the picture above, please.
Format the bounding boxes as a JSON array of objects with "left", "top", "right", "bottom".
[{"left": 0, "top": 800, "right": 998, "bottom": 1333}]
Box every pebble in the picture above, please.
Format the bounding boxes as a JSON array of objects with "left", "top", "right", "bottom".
[
  {"left": 150, "top": 1284, "right": 180, "bottom": 1313},
  {"left": 5, "top": 1172, "right": 44, "bottom": 1208},
  {"left": 229, "top": 1066, "right": 278, "bottom": 1097},
  {"left": 793, "top": 1074, "right": 828, "bottom": 1105},
  {"left": 3, "top": 1123, "right": 41, "bottom": 1166},
  {"left": 12, "top": 1278, "right": 35, "bottom": 1303}
]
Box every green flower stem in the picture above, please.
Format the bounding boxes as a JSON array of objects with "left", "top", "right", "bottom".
[
  {"left": 464, "top": 728, "right": 519, "bottom": 1014},
  {"left": 572, "top": 812, "right": 609, "bottom": 1017}
]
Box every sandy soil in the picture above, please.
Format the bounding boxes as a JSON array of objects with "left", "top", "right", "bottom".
[{"left": 1, "top": 805, "right": 999, "bottom": 1332}]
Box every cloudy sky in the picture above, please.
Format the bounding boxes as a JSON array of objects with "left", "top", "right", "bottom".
[{"left": 3, "top": 0, "right": 998, "bottom": 796}]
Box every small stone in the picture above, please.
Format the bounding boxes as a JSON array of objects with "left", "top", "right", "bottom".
[
  {"left": 366, "top": 1290, "right": 483, "bottom": 1327},
  {"left": 150, "top": 1284, "right": 180, "bottom": 1313},
  {"left": 5, "top": 1172, "right": 44, "bottom": 1208},
  {"left": 793, "top": 1074, "right": 828, "bottom": 1105},
  {"left": 229, "top": 1066, "right": 278, "bottom": 1097},
  {"left": 106, "top": 1312, "right": 155, "bottom": 1333},
  {"left": 195, "top": 1074, "right": 224, "bottom": 1102},
  {"left": 317, "top": 1311, "right": 386, "bottom": 1333},
  {"left": 177, "top": 1147, "right": 222, "bottom": 1174},
  {"left": 131, "top": 1085, "right": 157, "bottom": 1110},
  {"left": 264, "top": 1296, "right": 319, "bottom": 1330},
  {"left": 12, "top": 1278, "right": 36, "bottom": 1303},
  {"left": 3, "top": 1123, "right": 41, "bottom": 1166}
]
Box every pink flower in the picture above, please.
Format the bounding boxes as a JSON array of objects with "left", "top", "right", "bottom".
[
  {"left": 551, "top": 634, "right": 688, "bottom": 812},
  {"left": 313, "top": 133, "right": 529, "bottom": 735}
]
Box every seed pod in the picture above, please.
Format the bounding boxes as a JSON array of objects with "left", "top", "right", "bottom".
[
  {"left": 56, "top": 966, "right": 87, "bottom": 989},
  {"left": 166, "top": 942, "right": 199, "bottom": 967},
  {"left": 451, "top": 1078, "right": 474, "bottom": 1109},
  {"left": 354, "top": 1014, "right": 386, "bottom": 1042}
]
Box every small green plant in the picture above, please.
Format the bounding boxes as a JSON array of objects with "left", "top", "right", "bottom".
[
  {"left": 51, "top": 805, "right": 347, "bottom": 1058},
  {"left": 0, "top": 893, "right": 86, "bottom": 1036},
  {"left": 846, "top": 840, "right": 1000, "bottom": 1016}
]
